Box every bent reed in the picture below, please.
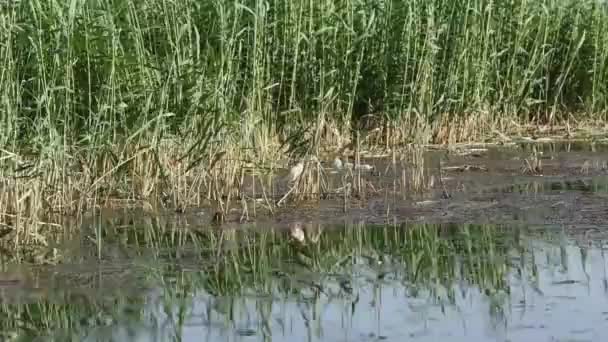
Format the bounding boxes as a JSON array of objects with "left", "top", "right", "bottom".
[{"left": 1, "top": 0, "right": 607, "bottom": 231}]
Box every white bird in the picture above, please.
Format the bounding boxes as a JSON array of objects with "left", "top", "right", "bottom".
[
  {"left": 332, "top": 157, "right": 343, "bottom": 170},
  {"left": 287, "top": 161, "right": 304, "bottom": 184}
]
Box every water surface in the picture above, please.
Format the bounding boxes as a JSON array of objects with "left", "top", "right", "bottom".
[
  {"left": 2, "top": 142, "right": 608, "bottom": 342},
  {"left": 2, "top": 221, "right": 608, "bottom": 342}
]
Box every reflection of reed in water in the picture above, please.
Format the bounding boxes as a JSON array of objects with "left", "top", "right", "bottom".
[{"left": 0, "top": 222, "right": 522, "bottom": 341}]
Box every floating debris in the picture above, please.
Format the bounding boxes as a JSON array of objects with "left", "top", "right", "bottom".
[
  {"left": 415, "top": 200, "right": 440, "bottom": 206},
  {"left": 354, "top": 164, "right": 375, "bottom": 171},
  {"left": 443, "top": 165, "right": 488, "bottom": 172},
  {"left": 343, "top": 162, "right": 375, "bottom": 171},
  {"left": 455, "top": 148, "right": 489, "bottom": 157}
]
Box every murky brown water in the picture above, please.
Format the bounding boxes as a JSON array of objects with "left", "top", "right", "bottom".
[{"left": 2, "top": 141, "right": 608, "bottom": 341}]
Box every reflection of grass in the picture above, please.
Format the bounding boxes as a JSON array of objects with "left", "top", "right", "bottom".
[
  {"left": 490, "top": 176, "right": 608, "bottom": 195},
  {"left": 0, "top": 221, "right": 519, "bottom": 339},
  {"left": 197, "top": 223, "right": 513, "bottom": 299}
]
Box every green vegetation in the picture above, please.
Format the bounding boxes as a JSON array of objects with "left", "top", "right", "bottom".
[
  {"left": 1, "top": 0, "right": 607, "bottom": 221},
  {"left": 0, "top": 222, "right": 523, "bottom": 340}
]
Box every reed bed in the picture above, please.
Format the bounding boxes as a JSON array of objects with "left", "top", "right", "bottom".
[{"left": 1, "top": 0, "right": 607, "bottom": 227}]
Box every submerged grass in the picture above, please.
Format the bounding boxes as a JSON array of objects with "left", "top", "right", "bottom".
[{"left": 1, "top": 0, "right": 608, "bottom": 232}]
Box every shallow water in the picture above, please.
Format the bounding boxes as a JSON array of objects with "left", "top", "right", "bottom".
[
  {"left": 2, "top": 142, "right": 608, "bottom": 341},
  {"left": 2, "top": 222, "right": 608, "bottom": 342}
]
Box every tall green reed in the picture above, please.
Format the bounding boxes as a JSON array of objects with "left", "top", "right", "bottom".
[
  {"left": 2, "top": 0, "right": 607, "bottom": 148},
  {"left": 0, "top": 0, "right": 607, "bottom": 220}
]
